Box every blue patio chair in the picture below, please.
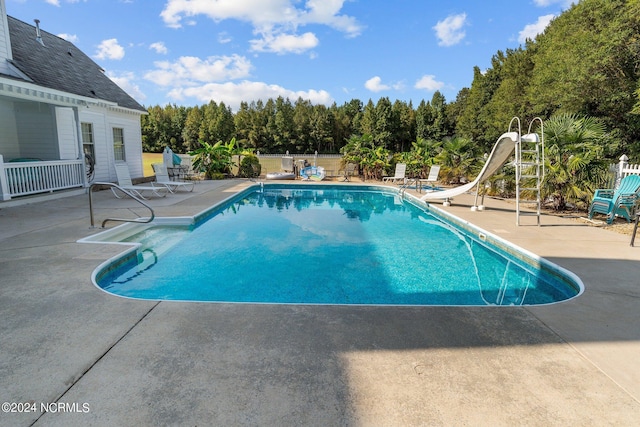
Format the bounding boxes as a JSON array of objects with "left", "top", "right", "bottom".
[{"left": 588, "top": 174, "right": 640, "bottom": 224}]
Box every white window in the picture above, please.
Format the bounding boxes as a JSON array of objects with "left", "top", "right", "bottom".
[
  {"left": 81, "top": 122, "right": 95, "bottom": 161},
  {"left": 113, "top": 127, "right": 125, "bottom": 161}
]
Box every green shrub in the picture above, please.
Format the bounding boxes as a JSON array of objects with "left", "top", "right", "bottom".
[
  {"left": 238, "top": 154, "right": 261, "bottom": 178},
  {"left": 209, "top": 172, "right": 226, "bottom": 180}
]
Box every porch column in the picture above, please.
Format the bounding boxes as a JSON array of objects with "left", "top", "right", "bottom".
[{"left": 0, "top": 154, "right": 11, "bottom": 200}]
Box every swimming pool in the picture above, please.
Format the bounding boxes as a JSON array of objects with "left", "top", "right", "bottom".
[{"left": 85, "top": 184, "right": 583, "bottom": 306}]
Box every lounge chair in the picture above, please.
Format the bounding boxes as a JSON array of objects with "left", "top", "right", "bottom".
[
  {"left": 112, "top": 162, "right": 167, "bottom": 199},
  {"left": 588, "top": 174, "right": 640, "bottom": 224},
  {"left": 341, "top": 163, "right": 357, "bottom": 182},
  {"left": 176, "top": 155, "right": 201, "bottom": 181},
  {"left": 152, "top": 163, "right": 195, "bottom": 193},
  {"left": 383, "top": 163, "right": 407, "bottom": 184},
  {"left": 418, "top": 165, "right": 441, "bottom": 192}
]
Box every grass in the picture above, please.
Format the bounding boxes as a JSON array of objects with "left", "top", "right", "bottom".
[{"left": 142, "top": 153, "right": 163, "bottom": 177}]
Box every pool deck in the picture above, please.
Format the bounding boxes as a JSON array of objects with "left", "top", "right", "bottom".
[{"left": 1, "top": 180, "right": 639, "bottom": 426}]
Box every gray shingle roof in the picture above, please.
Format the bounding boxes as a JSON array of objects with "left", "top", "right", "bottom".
[{"left": 4, "top": 16, "right": 146, "bottom": 112}]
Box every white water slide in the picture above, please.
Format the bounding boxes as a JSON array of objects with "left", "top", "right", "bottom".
[{"left": 420, "top": 132, "right": 518, "bottom": 204}]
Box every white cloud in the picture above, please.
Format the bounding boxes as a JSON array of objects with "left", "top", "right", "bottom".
[
  {"left": 94, "top": 38, "right": 125, "bottom": 60},
  {"left": 46, "top": 0, "right": 89, "bottom": 5},
  {"left": 365, "top": 76, "right": 389, "bottom": 92},
  {"left": 364, "top": 76, "right": 404, "bottom": 93},
  {"left": 250, "top": 32, "right": 319, "bottom": 54},
  {"left": 218, "top": 32, "right": 232, "bottom": 44},
  {"left": 57, "top": 33, "right": 78, "bottom": 43},
  {"left": 160, "top": 0, "right": 362, "bottom": 54},
  {"left": 144, "top": 54, "right": 252, "bottom": 87},
  {"left": 167, "top": 81, "right": 333, "bottom": 111},
  {"left": 364, "top": 76, "right": 405, "bottom": 92},
  {"left": 533, "top": 0, "right": 573, "bottom": 7},
  {"left": 149, "top": 42, "right": 168, "bottom": 54},
  {"left": 415, "top": 75, "right": 444, "bottom": 92},
  {"left": 145, "top": 54, "right": 273, "bottom": 110},
  {"left": 107, "top": 71, "right": 146, "bottom": 102},
  {"left": 433, "top": 13, "right": 467, "bottom": 47},
  {"left": 518, "top": 14, "right": 554, "bottom": 43},
  {"left": 298, "top": 0, "right": 362, "bottom": 36},
  {"left": 161, "top": 0, "right": 361, "bottom": 34}
]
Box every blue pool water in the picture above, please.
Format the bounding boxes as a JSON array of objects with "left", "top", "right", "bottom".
[{"left": 94, "top": 185, "right": 582, "bottom": 305}]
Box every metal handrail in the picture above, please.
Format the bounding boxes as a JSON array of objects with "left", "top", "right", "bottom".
[
  {"left": 89, "top": 182, "right": 155, "bottom": 228},
  {"left": 398, "top": 178, "right": 416, "bottom": 197}
]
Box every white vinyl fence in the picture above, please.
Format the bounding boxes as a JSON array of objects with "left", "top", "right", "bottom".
[
  {"left": 253, "top": 152, "right": 346, "bottom": 177},
  {"left": 613, "top": 155, "right": 640, "bottom": 188}
]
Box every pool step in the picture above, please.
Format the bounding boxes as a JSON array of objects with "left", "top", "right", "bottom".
[{"left": 126, "top": 226, "right": 191, "bottom": 259}]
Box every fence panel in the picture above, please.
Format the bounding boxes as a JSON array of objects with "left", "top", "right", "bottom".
[{"left": 254, "top": 154, "right": 345, "bottom": 177}]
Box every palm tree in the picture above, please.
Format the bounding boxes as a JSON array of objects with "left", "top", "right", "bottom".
[
  {"left": 434, "top": 136, "right": 480, "bottom": 184},
  {"left": 340, "top": 134, "right": 375, "bottom": 179},
  {"left": 538, "top": 114, "right": 610, "bottom": 211},
  {"left": 190, "top": 138, "right": 237, "bottom": 179},
  {"left": 399, "top": 138, "right": 442, "bottom": 179},
  {"left": 360, "top": 145, "right": 390, "bottom": 180}
]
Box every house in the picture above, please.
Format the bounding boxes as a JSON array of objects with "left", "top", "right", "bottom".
[{"left": 0, "top": 0, "right": 147, "bottom": 202}]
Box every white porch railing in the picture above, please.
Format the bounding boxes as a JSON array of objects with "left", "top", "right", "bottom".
[{"left": 0, "top": 154, "right": 85, "bottom": 200}]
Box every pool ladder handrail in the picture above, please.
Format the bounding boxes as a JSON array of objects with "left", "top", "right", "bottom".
[
  {"left": 398, "top": 178, "right": 415, "bottom": 198},
  {"left": 89, "top": 182, "right": 155, "bottom": 228}
]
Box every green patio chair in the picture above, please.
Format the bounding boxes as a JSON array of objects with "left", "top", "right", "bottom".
[{"left": 588, "top": 174, "right": 640, "bottom": 224}]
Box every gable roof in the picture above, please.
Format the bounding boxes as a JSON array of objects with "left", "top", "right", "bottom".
[{"left": 4, "top": 16, "right": 145, "bottom": 112}]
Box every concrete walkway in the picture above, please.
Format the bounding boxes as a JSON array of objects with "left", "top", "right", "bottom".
[{"left": 0, "top": 180, "right": 639, "bottom": 426}]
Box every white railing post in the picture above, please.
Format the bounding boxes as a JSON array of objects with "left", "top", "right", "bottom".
[
  {"left": 617, "top": 154, "right": 628, "bottom": 189},
  {"left": 0, "top": 155, "right": 11, "bottom": 200}
]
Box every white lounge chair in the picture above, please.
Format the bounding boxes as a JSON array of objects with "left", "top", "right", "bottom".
[
  {"left": 341, "top": 163, "right": 357, "bottom": 182},
  {"left": 152, "top": 163, "right": 195, "bottom": 193},
  {"left": 383, "top": 163, "right": 407, "bottom": 184},
  {"left": 418, "top": 165, "right": 441, "bottom": 192},
  {"left": 176, "top": 155, "right": 201, "bottom": 181},
  {"left": 112, "top": 162, "right": 167, "bottom": 199}
]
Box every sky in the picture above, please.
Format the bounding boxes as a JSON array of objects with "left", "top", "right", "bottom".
[{"left": 7, "top": 0, "right": 573, "bottom": 112}]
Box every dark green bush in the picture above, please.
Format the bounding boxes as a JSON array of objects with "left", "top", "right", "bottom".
[{"left": 238, "top": 154, "right": 261, "bottom": 178}]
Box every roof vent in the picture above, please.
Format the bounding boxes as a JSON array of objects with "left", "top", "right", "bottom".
[{"left": 34, "top": 19, "right": 45, "bottom": 46}]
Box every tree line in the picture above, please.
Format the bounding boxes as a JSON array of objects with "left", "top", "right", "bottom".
[
  {"left": 143, "top": 0, "right": 639, "bottom": 160},
  {"left": 141, "top": 0, "right": 640, "bottom": 212},
  {"left": 141, "top": 94, "right": 452, "bottom": 156}
]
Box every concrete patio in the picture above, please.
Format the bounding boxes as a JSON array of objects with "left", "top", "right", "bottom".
[{"left": 0, "top": 180, "right": 639, "bottom": 426}]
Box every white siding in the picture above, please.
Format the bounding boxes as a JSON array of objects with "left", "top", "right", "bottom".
[
  {"left": 55, "top": 107, "right": 78, "bottom": 160},
  {"left": 109, "top": 112, "right": 144, "bottom": 179},
  {"left": 78, "top": 107, "right": 143, "bottom": 183}
]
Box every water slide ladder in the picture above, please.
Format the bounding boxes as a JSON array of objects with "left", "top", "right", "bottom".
[{"left": 513, "top": 117, "right": 545, "bottom": 226}]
